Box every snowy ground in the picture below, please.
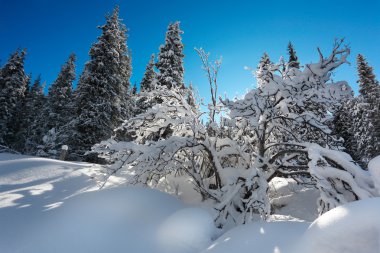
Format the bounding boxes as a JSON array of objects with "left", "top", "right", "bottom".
[{"left": 1, "top": 153, "right": 379, "bottom": 253}]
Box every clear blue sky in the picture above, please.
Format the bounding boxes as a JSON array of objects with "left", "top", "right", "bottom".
[{"left": 1, "top": 0, "right": 379, "bottom": 99}]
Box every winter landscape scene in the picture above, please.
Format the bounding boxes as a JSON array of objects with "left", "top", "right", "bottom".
[{"left": 1, "top": 1, "right": 380, "bottom": 252}]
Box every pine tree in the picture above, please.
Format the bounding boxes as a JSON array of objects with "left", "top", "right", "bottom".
[
  {"left": 355, "top": 54, "right": 380, "bottom": 164},
  {"left": 47, "top": 53, "right": 76, "bottom": 130},
  {"left": 140, "top": 54, "right": 157, "bottom": 92},
  {"left": 333, "top": 54, "right": 380, "bottom": 166},
  {"left": 256, "top": 52, "right": 272, "bottom": 88},
  {"left": 68, "top": 6, "right": 132, "bottom": 160},
  {"left": 156, "top": 22, "right": 185, "bottom": 89},
  {"left": 287, "top": 42, "right": 300, "bottom": 69},
  {"left": 131, "top": 83, "right": 137, "bottom": 95},
  {"left": 0, "top": 49, "right": 29, "bottom": 149},
  {"left": 20, "top": 75, "right": 47, "bottom": 153}
]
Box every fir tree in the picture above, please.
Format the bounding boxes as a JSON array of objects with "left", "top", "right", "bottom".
[
  {"left": 355, "top": 54, "right": 380, "bottom": 164},
  {"left": 20, "top": 75, "right": 47, "bottom": 153},
  {"left": 333, "top": 54, "right": 380, "bottom": 166},
  {"left": 0, "top": 49, "right": 29, "bottom": 149},
  {"left": 47, "top": 53, "right": 76, "bottom": 130},
  {"left": 256, "top": 52, "right": 272, "bottom": 88},
  {"left": 156, "top": 22, "right": 185, "bottom": 89},
  {"left": 287, "top": 42, "right": 300, "bottom": 69},
  {"left": 68, "top": 6, "right": 132, "bottom": 160},
  {"left": 140, "top": 54, "right": 157, "bottom": 92},
  {"left": 131, "top": 83, "right": 137, "bottom": 95}
]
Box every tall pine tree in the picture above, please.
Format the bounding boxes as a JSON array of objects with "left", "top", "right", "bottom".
[
  {"left": 47, "top": 53, "right": 76, "bottom": 130},
  {"left": 256, "top": 52, "right": 272, "bottom": 88},
  {"left": 140, "top": 54, "right": 157, "bottom": 92},
  {"left": 333, "top": 54, "right": 380, "bottom": 166},
  {"left": 287, "top": 42, "right": 300, "bottom": 69},
  {"left": 68, "top": 6, "right": 132, "bottom": 160},
  {"left": 20, "top": 75, "right": 47, "bottom": 154},
  {"left": 0, "top": 49, "right": 29, "bottom": 149},
  {"left": 355, "top": 54, "right": 380, "bottom": 163},
  {"left": 156, "top": 22, "right": 185, "bottom": 89}
]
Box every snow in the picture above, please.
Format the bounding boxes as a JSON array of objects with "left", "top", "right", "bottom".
[
  {"left": 368, "top": 155, "right": 380, "bottom": 194},
  {"left": 0, "top": 153, "right": 184, "bottom": 253},
  {"left": 202, "top": 221, "right": 309, "bottom": 253},
  {"left": 157, "top": 207, "right": 218, "bottom": 253},
  {"left": 2, "top": 153, "right": 380, "bottom": 253},
  {"left": 295, "top": 197, "right": 380, "bottom": 253}
]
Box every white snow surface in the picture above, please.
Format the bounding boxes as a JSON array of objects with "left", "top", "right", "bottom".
[
  {"left": 202, "top": 221, "right": 309, "bottom": 253},
  {"left": 1, "top": 153, "right": 380, "bottom": 253},
  {"left": 369, "top": 155, "right": 380, "bottom": 194},
  {"left": 295, "top": 197, "right": 380, "bottom": 253}
]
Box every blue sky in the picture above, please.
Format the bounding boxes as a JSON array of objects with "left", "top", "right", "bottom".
[{"left": 1, "top": 0, "right": 379, "bottom": 99}]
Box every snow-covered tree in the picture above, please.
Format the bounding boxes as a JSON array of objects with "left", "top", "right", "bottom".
[
  {"left": 0, "top": 49, "right": 29, "bottom": 149},
  {"left": 67, "top": 6, "right": 132, "bottom": 160},
  {"left": 287, "top": 42, "right": 300, "bottom": 69},
  {"left": 357, "top": 54, "right": 380, "bottom": 102},
  {"left": 356, "top": 55, "right": 380, "bottom": 152},
  {"left": 156, "top": 22, "right": 185, "bottom": 89},
  {"left": 47, "top": 53, "right": 76, "bottom": 130},
  {"left": 140, "top": 54, "right": 157, "bottom": 92},
  {"left": 256, "top": 52, "right": 273, "bottom": 88},
  {"left": 334, "top": 54, "right": 380, "bottom": 166},
  {"left": 223, "top": 40, "right": 374, "bottom": 215},
  {"left": 21, "top": 76, "right": 47, "bottom": 154}
]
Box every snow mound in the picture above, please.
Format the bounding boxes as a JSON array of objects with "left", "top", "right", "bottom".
[
  {"left": 368, "top": 155, "right": 380, "bottom": 194},
  {"left": 157, "top": 207, "right": 217, "bottom": 253},
  {"left": 295, "top": 197, "right": 380, "bottom": 253},
  {"left": 202, "top": 221, "right": 309, "bottom": 253},
  {"left": 3, "top": 187, "right": 184, "bottom": 253},
  {"left": 268, "top": 177, "right": 319, "bottom": 222}
]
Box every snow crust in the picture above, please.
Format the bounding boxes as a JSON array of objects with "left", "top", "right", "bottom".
[
  {"left": 157, "top": 207, "right": 217, "bottom": 253},
  {"left": 202, "top": 221, "right": 309, "bottom": 253},
  {"left": 295, "top": 197, "right": 380, "bottom": 253},
  {"left": 2, "top": 153, "right": 380, "bottom": 253},
  {"left": 368, "top": 155, "right": 380, "bottom": 194}
]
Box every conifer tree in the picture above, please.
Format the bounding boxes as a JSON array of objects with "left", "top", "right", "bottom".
[
  {"left": 0, "top": 49, "right": 29, "bottom": 149},
  {"left": 131, "top": 83, "right": 137, "bottom": 95},
  {"left": 47, "top": 53, "right": 76, "bottom": 130},
  {"left": 68, "top": 6, "right": 132, "bottom": 160},
  {"left": 333, "top": 54, "right": 380, "bottom": 166},
  {"left": 287, "top": 42, "right": 300, "bottom": 69},
  {"left": 140, "top": 54, "right": 157, "bottom": 92},
  {"left": 20, "top": 75, "right": 47, "bottom": 153},
  {"left": 156, "top": 22, "right": 185, "bottom": 89},
  {"left": 256, "top": 53, "right": 272, "bottom": 88},
  {"left": 355, "top": 54, "right": 380, "bottom": 163}
]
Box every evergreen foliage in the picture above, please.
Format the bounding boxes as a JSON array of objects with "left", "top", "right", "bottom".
[
  {"left": 156, "top": 22, "right": 185, "bottom": 89},
  {"left": 140, "top": 54, "right": 157, "bottom": 92},
  {"left": 0, "top": 49, "right": 29, "bottom": 149},
  {"left": 68, "top": 6, "right": 132, "bottom": 160},
  {"left": 287, "top": 42, "right": 300, "bottom": 69}
]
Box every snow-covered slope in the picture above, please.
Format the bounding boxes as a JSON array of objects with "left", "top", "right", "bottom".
[
  {"left": 0, "top": 153, "right": 218, "bottom": 253},
  {"left": 1, "top": 153, "right": 380, "bottom": 253}
]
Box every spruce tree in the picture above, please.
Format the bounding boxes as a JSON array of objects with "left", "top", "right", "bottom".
[
  {"left": 0, "top": 49, "right": 29, "bottom": 149},
  {"left": 140, "top": 54, "right": 157, "bottom": 92},
  {"left": 355, "top": 54, "right": 380, "bottom": 164},
  {"left": 47, "top": 53, "right": 76, "bottom": 130},
  {"left": 68, "top": 6, "right": 132, "bottom": 160},
  {"left": 156, "top": 22, "right": 185, "bottom": 89},
  {"left": 20, "top": 75, "right": 47, "bottom": 153},
  {"left": 256, "top": 52, "right": 272, "bottom": 88},
  {"left": 287, "top": 42, "right": 300, "bottom": 69}
]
